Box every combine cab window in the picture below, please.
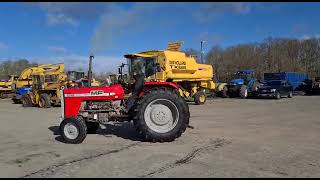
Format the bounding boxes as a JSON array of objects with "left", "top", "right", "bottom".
[{"left": 128, "top": 57, "right": 156, "bottom": 78}]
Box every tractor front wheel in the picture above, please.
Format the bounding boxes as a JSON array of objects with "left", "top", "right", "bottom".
[
  {"left": 133, "top": 89, "right": 189, "bottom": 142},
  {"left": 60, "top": 117, "right": 87, "bottom": 144},
  {"left": 194, "top": 91, "right": 206, "bottom": 105}
]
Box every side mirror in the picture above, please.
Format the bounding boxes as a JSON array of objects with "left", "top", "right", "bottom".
[{"left": 118, "top": 67, "right": 121, "bottom": 74}]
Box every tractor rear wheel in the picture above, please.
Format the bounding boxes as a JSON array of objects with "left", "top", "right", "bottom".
[
  {"left": 60, "top": 117, "right": 87, "bottom": 144},
  {"left": 39, "top": 93, "right": 51, "bottom": 108},
  {"left": 133, "top": 89, "right": 189, "bottom": 142},
  {"left": 194, "top": 91, "right": 206, "bottom": 105},
  {"left": 21, "top": 95, "right": 32, "bottom": 107},
  {"left": 239, "top": 85, "right": 248, "bottom": 98}
]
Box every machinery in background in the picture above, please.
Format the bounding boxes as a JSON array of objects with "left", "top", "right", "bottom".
[
  {"left": 0, "top": 75, "right": 18, "bottom": 98},
  {"left": 21, "top": 63, "right": 66, "bottom": 108},
  {"left": 220, "top": 70, "right": 261, "bottom": 98},
  {"left": 121, "top": 42, "right": 216, "bottom": 105}
]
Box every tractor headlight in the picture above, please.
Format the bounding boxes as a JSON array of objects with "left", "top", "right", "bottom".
[{"left": 270, "top": 89, "right": 276, "bottom": 92}]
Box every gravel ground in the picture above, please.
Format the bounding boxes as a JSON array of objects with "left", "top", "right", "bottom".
[{"left": 1, "top": 96, "right": 320, "bottom": 178}]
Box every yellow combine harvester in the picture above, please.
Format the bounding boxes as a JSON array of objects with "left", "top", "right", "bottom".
[{"left": 123, "top": 42, "right": 216, "bottom": 104}]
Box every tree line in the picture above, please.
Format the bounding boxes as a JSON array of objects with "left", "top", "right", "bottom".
[
  {"left": 0, "top": 59, "right": 38, "bottom": 80},
  {"left": 204, "top": 37, "right": 320, "bottom": 82},
  {"left": 0, "top": 58, "right": 113, "bottom": 82}
]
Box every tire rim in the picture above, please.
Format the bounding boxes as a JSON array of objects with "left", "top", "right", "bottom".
[
  {"left": 144, "top": 99, "right": 179, "bottom": 133},
  {"left": 64, "top": 122, "right": 79, "bottom": 140},
  {"left": 39, "top": 99, "right": 44, "bottom": 107},
  {"left": 199, "top": 94, "right": 205, "bottom": 102},
  {"left": 244, "top": 89, "right": 248, "bottom": 97}
]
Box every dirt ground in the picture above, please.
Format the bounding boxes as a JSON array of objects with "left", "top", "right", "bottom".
[{"left": 1, "top": 96, "right": 320, "bottom": 178}]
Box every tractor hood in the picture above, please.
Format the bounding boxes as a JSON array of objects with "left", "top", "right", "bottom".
[{"left": 230, "top": 79, "right": 244, "bottom": 85}]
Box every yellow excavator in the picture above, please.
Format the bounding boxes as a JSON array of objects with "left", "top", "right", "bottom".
[
  {"left": 11, "top": 64, "right": 69, "bottom": 103},
  {"left": 21, "top": 62, "right": 101, "bottom": 108},
  {"left": 21, "top": 63, "right": 66, "bottom": 108},
  {"left": 122, "top": 42, "right": 216, "bottom": 105},
  {"left": 0, "top": 75, "right": 18, "bottom": 98}
]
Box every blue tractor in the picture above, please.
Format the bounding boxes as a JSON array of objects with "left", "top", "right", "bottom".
[
  {"left": 222, "top": 69, "right": 261, "bottom": 98},
  {"left": 12, "top": 86, "right": 32, "bottom": 104}
]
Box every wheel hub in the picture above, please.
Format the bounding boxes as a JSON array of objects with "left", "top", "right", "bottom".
[
  {"left": 64, "top": 123, "right": 79, "bottom": 140},
  {"left": 199, "top": 95, "right": 205, "bottom": 102},
  {"left": 144, "top": 99, "right": 179, "bottom": 133},
  {"left": 150, "top": 104, "right": 172, "bottom": 126}
]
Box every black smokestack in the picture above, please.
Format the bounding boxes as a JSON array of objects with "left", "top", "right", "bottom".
[{"left": 88, "top": 55, "right": 94, "bottom": 87}]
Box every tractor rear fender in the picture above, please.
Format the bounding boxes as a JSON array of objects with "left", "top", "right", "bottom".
[
  {"left": 143, "top": 82, "right": 179, "bottom": 89},
  {"left": 140, "top": 82, "right": 180, "bottom": 97}
]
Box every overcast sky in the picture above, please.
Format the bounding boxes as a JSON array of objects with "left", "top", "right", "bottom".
[{"left": 1, "top": 2, "right": 320, "bottom": 72}]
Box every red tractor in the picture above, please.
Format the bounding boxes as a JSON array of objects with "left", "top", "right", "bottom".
[{"left": 59, "top": 56, "right": 190, "bottom": 144}]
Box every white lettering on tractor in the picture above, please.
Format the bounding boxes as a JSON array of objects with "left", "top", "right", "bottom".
[
  {"left": 90, "top": 90, "right": 104, "bottom": 96},
  {"left": 64, "top": 91, "right": 116, "bottom": 98}
]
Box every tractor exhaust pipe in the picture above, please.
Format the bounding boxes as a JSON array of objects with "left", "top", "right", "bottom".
[{"left": 88, "top": 55, "right": 94, "bottom": 87}]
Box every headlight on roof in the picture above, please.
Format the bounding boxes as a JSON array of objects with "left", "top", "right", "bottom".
[{"left": 270, "top": 89, "right": 276, "bottom": 92}]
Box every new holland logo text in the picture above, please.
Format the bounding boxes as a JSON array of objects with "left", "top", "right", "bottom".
[{"left": 169, "top": 61, "right": 187, "bottom": 70}]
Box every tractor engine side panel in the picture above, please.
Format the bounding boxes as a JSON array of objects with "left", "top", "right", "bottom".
[{"left": 62, "top": 85, "right": 124, "bottom": 118}]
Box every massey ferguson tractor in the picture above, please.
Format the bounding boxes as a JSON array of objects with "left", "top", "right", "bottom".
[{"left": 59, "top": 55, "right": 190, "bottom": 144}]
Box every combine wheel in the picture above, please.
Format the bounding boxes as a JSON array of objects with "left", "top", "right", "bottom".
[
  {"left": 222, "top": 86, "right": 229, "bottom": 98},
  {"left": 60, "top": 117, "right": 87, "bottom": 144},
  {"left": 194, "top": 91, "right": 206, "bottom": 105},
  {"left": 21, "top": 95, "right": 33, "bottom": 107},
  {"left": 239, "top": 85, "right": 248, "bottom": 98},
  {"left": 133, "top": 89, "right": 189, "bottom": 142},
  {"left": 39, "top": 93, "right": 51, "bottom": 108}
]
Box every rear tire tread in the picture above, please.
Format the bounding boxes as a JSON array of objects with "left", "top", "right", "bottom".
[{"left": 133, "top": 89, "right": 189, "bottom": 142}]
